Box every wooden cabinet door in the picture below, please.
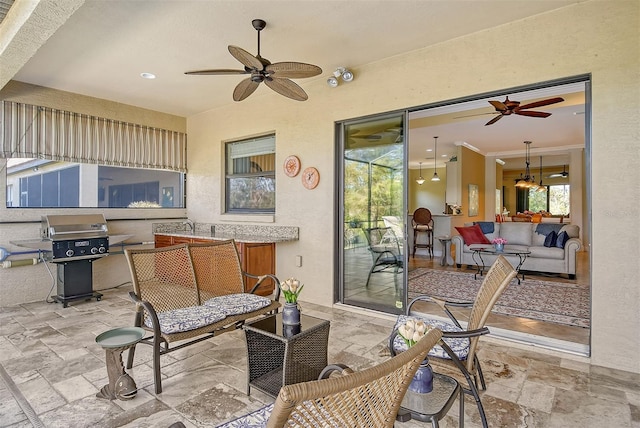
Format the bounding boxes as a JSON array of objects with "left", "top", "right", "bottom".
[
  {"left": 239, "top": 243, "right": 276, "bottom": 296},
  {"left": 155, "top": 234, "right": 173, "bottom": 248},
  {"left": 171, "top": 236, "right": 194, "bottom": 245}
]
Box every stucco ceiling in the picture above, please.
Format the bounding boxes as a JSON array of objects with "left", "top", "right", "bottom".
[{"left": 1, "top": 0, "right": 585, "bottom": 169}]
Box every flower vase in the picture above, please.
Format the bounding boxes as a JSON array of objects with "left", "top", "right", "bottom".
[
  {"left": 408, "top": 359, "right": 433, "bottom": 394},
  {"left": 494, "top": 243, "right": 504, "bottom": 252},
  {"left": 282, "top": 302, "right": 301, "bottom": 325}
]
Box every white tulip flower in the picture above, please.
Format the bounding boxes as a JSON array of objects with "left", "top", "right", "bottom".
[
  {"left": 279, "top": 278, "right": 304, "bottom": 303},
  {"left": 398, "top": 319, "right": 433, "bottom": 347}
]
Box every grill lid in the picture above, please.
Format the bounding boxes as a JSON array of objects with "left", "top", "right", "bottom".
[{"left": 42, "top": 214, "right": 108, "bottom": 241}]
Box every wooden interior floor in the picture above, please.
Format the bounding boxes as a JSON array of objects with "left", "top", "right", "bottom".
[{"left": 408, "top": 250, "right": 591, "bottom": 349}]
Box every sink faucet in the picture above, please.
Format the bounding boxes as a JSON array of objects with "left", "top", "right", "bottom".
[{"left": 182, "top": 219, "right": 194, "bottom": 233}]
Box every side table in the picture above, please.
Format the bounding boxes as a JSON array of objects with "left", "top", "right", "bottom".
[
  {"left": 95, "top": 327, "right": 145, "bottom": 400},
  {"left": 243, "top": 313, "right": 330, "bottom": 397},
  {"left": 470, "top": 245, "right": 530, "bottom": 284},
  {"left": 436, "top": 236, "right": 453, "bottom": 266},
  {"left": 397, "top": 372, "right": 463, "bottom": 427}
]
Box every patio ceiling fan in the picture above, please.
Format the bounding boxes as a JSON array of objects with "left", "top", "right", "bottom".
[
  {"left": 185, "top": 19, "right": 322, "bottom": 101},
  {"left": 484, "top": 96, "right": 565, "bottom": 126}
]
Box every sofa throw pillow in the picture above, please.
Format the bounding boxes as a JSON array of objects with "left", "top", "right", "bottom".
[
  {"left": 556, "top": 231, "right": 570, "bottom": 248},
  {"left": 559, "top": 224, "right": 580, "bottom": 238},
  {"left": 473, "top": 221, "right": 495, "bottom": 234},
  {"left": 455, "top": 224, "right": 491, "bottom": 245},
  {"left": 544, "top": 230, "right": 557, "bottom": 247}
]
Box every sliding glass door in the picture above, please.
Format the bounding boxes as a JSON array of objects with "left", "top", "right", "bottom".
[{"left": 336, "top": 112, "right": 407, "bottom": 314}]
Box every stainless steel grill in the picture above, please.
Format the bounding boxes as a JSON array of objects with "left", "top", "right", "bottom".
[
  {"left": 42, "top": 214, "right": 109, "bottom": 262},
  {"left": 41, "top": 214, "right": 109, "bottom": 307}
]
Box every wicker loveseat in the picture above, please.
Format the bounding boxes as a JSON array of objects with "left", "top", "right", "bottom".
[
  {"left": 452, "top": 221, "right": 582, "bottom": 278},
  {"left": 124, "top": 240, "right": 281, "bottom": 393}
]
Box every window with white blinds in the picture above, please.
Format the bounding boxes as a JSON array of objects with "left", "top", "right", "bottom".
[{"left": 225, "top": 134, "right": 276, "bottom": 213}]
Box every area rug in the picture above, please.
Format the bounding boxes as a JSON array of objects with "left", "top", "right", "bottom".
[{"left": 408, "top": 268, "right": 590, "bottom": 328}]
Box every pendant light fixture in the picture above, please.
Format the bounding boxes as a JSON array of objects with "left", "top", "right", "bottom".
[
  {"left": 515, "top": 141, "right": 537, "bottom": 188},
  {"left": 431, "top": 136, "right": 440, "bottom": 182},
  {"left": 416, "top": 162, "right": 425, "bottom": 185},
  {"left": 536, "top": 156, "right": 547, "bottom": 192}
]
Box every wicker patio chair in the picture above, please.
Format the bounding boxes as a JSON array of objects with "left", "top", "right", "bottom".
[
  {"left": 390, "top": 255, "right": 516, "bottom": 428},
  {"left": 124, "top": 240, "right": 281, "bottom": 394},
  {"left": 217, "top": 327, "right": 443, "bottom": 428}
]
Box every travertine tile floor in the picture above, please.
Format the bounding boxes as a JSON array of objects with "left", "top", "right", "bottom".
[{"left": 1, "top": 286, "right": 638, "bottom": 427}]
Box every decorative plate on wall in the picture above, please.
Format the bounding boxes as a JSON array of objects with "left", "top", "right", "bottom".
[
  {"left": 283, "top": 155, "right": 301, "bottom": 177},
  {"left": 302, "top": 167, "right": 320, "bottom": 190}
]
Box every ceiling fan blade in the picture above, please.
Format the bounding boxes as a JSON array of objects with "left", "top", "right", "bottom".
[
  {"left": 264, "top": 78, "right": 308, "bottom": 101},
  {"left": 453, "top": 112, "right": 498, "bottom": 119},
  {"left": 185, "top": 69, "right": 248, "bottom": 75},
  {"left": 485, "top": 115, "right": 503, "bottom": 126},
  {"left": 266, "top": 62, "right": 322, "bottom": 79},
  {"left": 489, "top": 100, "right": 507, "bottom": 111},
  {"left": 515, "top": 110, "right": 551, "bottom": 118},
  {"left": 517, "top": 97, "right": 564, "bottom": 110},
  {"left": 233, "top": 78, "right": 260, "bottom": 101},
  {"left": 228, "top": 45, "right": 263, "bottom": 70}
]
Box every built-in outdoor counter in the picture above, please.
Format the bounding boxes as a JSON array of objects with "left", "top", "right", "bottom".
[{"left": 152, "top": 222, "right": 298, "bottom": 295}]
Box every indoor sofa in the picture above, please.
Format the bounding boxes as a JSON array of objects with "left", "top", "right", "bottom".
[{"left": 452, "top": 221, "right": 582, "bottom": 278}]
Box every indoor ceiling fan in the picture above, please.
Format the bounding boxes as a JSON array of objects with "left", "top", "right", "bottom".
[
  {"left": 548, "top": 164, "right": 569, "bottom": 178},
  {"left": 484, "top": 96, "right": 565, "bottom": 126},
  {"left": 185, "top": 19, "right": 322, "bottom": 102}
]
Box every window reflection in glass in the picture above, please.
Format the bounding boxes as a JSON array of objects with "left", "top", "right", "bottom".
[{"left": 6, "top": 158, "right": 184, "bottom": 208}]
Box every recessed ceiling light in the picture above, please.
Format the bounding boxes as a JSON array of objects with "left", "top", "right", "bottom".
[
  {"left": 140, "top": 72, "right": 156, "bottom": 79},
  {"left": 426, "top": 149, "right": 433, "bottom": 152}
]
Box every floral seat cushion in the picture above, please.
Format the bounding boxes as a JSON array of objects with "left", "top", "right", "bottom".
[
  {"left": 145, "top": 305, "right": 226, "bottom": 334},
  {"left": 215, "top": 401, "right": 336, "bottom": 427},
  {"left": 216, "top": 403, "right": 274, "bottom": 428},
  {"left": 204, "top": 293, "right": 273, "bottom": 316},
  {"left": 392, "top": 314, "right": 470, "bottom": 360}
]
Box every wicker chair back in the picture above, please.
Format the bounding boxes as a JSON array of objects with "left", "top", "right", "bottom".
[
  {"left": 127, "top": 244, "right": 198, "bottom": 312},
  {"left": 266, "top": 328, "right": 443, "bottom": 428},
  {"left": 466, "top": 255, "right": 517, "bottom": 372},
  {"left": 188, "top": 240, "right": 245, "bottom": 300}
]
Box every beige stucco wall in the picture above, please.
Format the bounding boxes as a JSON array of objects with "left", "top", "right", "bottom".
[{"left": 187, "top": 1, "right": 639, "bottom": 373}]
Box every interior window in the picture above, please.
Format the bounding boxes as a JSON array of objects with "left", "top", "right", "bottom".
[
  {"left": 225, "top": 134, "right": 276, "bottom": 213},
  {"left": 526, "top": 184, "right": 570, "bottom": 216}
]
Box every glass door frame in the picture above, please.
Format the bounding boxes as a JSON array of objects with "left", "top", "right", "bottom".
[{"left": 333, "top": 110, "right": 409, "bottom": 314}]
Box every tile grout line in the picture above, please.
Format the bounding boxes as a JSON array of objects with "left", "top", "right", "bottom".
[{"left": 0, "top": 363, "right": 45, "bottom": 428}]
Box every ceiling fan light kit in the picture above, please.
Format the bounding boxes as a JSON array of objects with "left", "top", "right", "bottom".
[
  {"left": 327, "top": 67, "right": 354, "bottom": 87},
  {"left": 185, "top": 19, "right": 322, "bottom": 101}
]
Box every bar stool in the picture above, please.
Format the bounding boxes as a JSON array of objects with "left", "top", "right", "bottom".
[{"left": 412, "top": 208, "right": 433, "bottom": 258}]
